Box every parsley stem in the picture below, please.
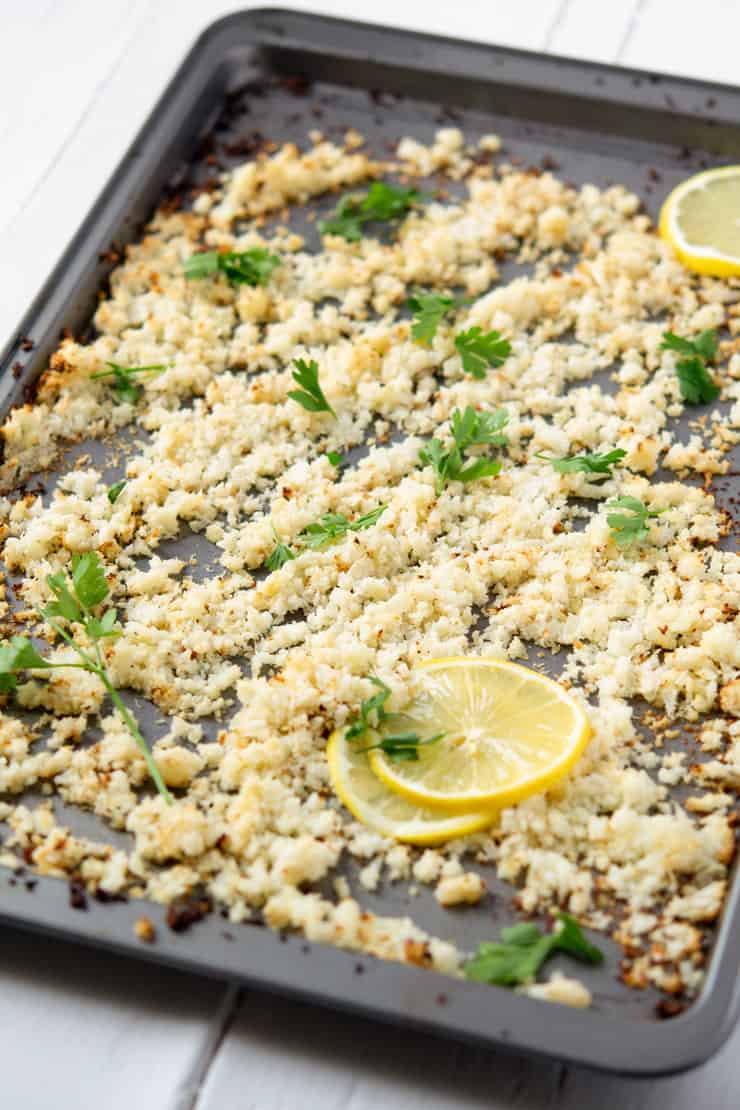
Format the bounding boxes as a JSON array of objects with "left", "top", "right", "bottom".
[
  {"left": 99, "top": 674, "right": 172, "bottom": 805},
  {"left": 38, "top": 610, "right": 172, "bottom": 804},
  {"left": 43, "top": 614, "right": 98, "bottom": 670},
  {"left": 91, "top": 365, "right": 165, "bottom": 380}
]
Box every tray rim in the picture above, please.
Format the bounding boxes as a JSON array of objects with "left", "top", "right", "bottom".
[{"left": 1, "top": 5, "right": 739, "bottom": 1077}]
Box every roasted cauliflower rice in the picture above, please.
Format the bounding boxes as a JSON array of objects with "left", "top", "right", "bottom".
[{"left": 0, "top": 124, "right": 738, "bottom": 1005}]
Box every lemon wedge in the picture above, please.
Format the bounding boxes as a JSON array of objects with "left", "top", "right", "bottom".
[
  {"left": 367, "top": 658, "right": 591, "bottom": 813},
  {"left": 659, "top": 166, "right": 740, "bottom": 277},
  {"left": 326, "top": 727, "right": 494, "bottom": 845}
]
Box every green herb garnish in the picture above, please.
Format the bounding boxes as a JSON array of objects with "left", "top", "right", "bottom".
[
  {"left": 184, "top": 248, "right": 281, "bottom": 287},
  {"left": 0, "top": 553, "right": 171, "bottom": 803},
  {"left": 535, "top": 448, "right": 626, "bottom": 478},
  {"left": 407, "top": 291, "right": 457, "bottom": 345},
  {"left": 319, "top": 182, "right": 423, "bottom": 241},
  {"left": 326, "top": 451, "right": 343, "bottom": 467},
  {"left": 288, "top": 358, "right": 335, "bottom": 416},
  {"left": 454, "top": 327, "right": 511, "bottom": 379},
  {"left": 464, "top": 913, "right": 603, "bottom": 987},
  {"left": 264, "top": 529, "right": 296, "bottom": 572},
  {"left": 299, "top": 505, "right": 387, "bottom": 549},
  {"left": 419, "top": 406, "right": 508, "bottom": 494},
  {"left": 661, "top": 329, "right": 720, "bottom": 404},
  {"left": 264, "top": 506, "right": 387, "bottom": 570},
  {"left": 358, "top": 731, "right": 445, "bottom": 762},
  {"left": 605, "top": 496, "right": 669, "bottom": 546},
  {"left": 91, "top": 363, "right": 167, "bottom": 405},
  {"left": 345, "top": 676, "right": 393, "bottom": 741},
  {"left": 107, "top": 480, "right": 127, "bottom": 505}
]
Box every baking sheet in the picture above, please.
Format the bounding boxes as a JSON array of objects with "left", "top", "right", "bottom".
[{"left": 1, "top": 8, "right": 739, "bottom": 1075}]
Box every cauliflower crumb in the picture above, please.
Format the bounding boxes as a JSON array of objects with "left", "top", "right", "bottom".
[
  {"left": 520, "top": 971, "right": 592, "bottom": 1008},
  {"left": 435, "top": 872, "right": 486, "bottom": 906}
]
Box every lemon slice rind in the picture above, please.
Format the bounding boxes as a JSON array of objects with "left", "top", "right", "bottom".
[
  {"left": 326, "top": 727, "right": 494, "bottom": 846},
  {"left": 368, "top": 657, "right": 591, "bottom": 814}
]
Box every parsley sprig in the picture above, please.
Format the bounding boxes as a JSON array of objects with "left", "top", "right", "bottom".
[
  {"left": 535, "top": 448, "right": 626, "bottom": 478},
  {"left": 319, "top": 182, "right": 423, "bottom": 241},
  {"left": 465, "top": 913, "right": 603, "bottom": 987},
  {"left": 345, "top": 676, "right": 393, "bottom": 741},
  {"left": 288, "top": 359, "right": 335, "bottom": 416},
  {"left": 605, "top": 496, "right": 669, "bottom": 546},
  {"left": 184, "top": 248, "right": 281, "bottom": 287},
  {"left": 420, "top": 406, "right": 508, "bottom": 494},
  {"left": 300, "top": 505, "right": 387, "bottom": 549},
  {"left": 407, "top": 291, "right": 458, "bottom": 346},
  {"left": 264, "top": 529, "right": 296, "bottom": 572},
  {"left": 358, "top": 731, "right": 445, "bottom": 762},
  {"left": 91, "top": 363, "right": 167, "bottom": 404},
  {"left": 455, "top": 327, "right": 511, "bottom": 379},
  {"left": 661, "top": 329, "right": 720, "bottom": 404},
  {"left": 344, "top": 677, "right": 444, "bottom": 761},
  {"left": 0, "top": 553, "right": 171, "bottom": 804},
  {"left": 264, "top": 506, "right": 387, "bottom": 569}
]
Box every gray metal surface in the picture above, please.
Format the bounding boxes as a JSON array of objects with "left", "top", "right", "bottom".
[{"left": 0, "top": 7, "right": 738, "bottom": 1076}]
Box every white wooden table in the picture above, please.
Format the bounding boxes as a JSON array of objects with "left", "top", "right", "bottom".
[{"left": 1, "top": 2, "right": 739, "bottom": 1106}]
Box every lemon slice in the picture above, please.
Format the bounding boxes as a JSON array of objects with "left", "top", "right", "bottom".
[
  {"left": 326, "top": 727, "right": 494, "bottom": 845},
  {"left": 659, "top": 166, "right": 740, "bottom": 277},
  {"left": 368, "top": 658, "right": 591, "bottom": 813}
]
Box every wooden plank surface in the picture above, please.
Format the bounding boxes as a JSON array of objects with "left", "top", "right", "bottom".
[
  {"left": 0, "top": 924, "right": 229, "bottom": 1110},
  {"left": 2, "top": 2, "right": 739, "bottom": 1107},
  {"left": 196, "top": 987, "right": 740, "bottom": 1110}
]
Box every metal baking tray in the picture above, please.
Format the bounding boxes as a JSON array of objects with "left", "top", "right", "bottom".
[{"left": 1, "top": 7, "right": 739, "bottom": 1077}]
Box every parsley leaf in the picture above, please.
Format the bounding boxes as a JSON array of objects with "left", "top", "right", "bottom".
[
  {"left": 107, "top": 480, "right": 127, "bottom": 504},
  {"left": 85, "top": 608, "right": 122, "bottom": 641},
  {"left": 535, "top": 448, "right": 626, "bottom": 478},
  {"left": 674, "top": 359, "right": 720, "bottom": 405},
  {"left": 358, "top": 731, "right": 445, "bottom": 762},
  {"left": 452, "top": 407, "right": 509, "bottom": 450},
  {"left": 605, "top": 496, "right": 669, "bottom": 546},
  {"left": 0, "top": 636, "right": 51, "bottom": 695},
  {"left": 326, "top": 451, "right": 343, "bottom": 467},
  {"left": 91, "top": 363, "right": 167, "bottom": 405},
  {"left": 454, "top": 327, "right": 511, "bottom": 379},
  {"left": 43, "top": 554, "right": 113, "bottom": 631},
  {"left": 299, "top": 505, "right": 387, "bottom": 550},
  {"left": 464, "top": 913, "right": 603, "bottom": 987},
  {"left": 346, "top": 676, "right": 393, "bottom": 741},
  {"left": 319, "top": 182, "right": 423, "bottom": 241},
  {"left": 44, "top": 572, "right": 83, "bottom": 624},
  {"left": 420, "top": 406, "right": 508, "bottom": 494},
  {"left": 185, "top": 248, "right": 281, "bottom": 287},
  {"left": 661, "top": 329, "right": 720, "bottom": 404},
  {"left": 288, "top": 358, "right": 335, "bottom": 416},
  {"left": 71, "top": 552, "right": 110, "bottom": 610},
  {"left": 407, "top": 291, "right": 457, "bottom": 345},
  {"left": 264, "top": 529, "right": 296, "bottom": 572},
  {"left": 661, "top": 329, "right": 718, "bottom": 362}
]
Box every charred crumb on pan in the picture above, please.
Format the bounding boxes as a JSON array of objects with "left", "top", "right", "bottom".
[
  {"left": 134, "top": 915, "right": 157, "bottom": 943},
  {"left": 68, "top": 876, "right": 87, "bottom": 910},
  {"left": 655, "top": 997, "right": 689, "bottom": 1019},
  {"left": 166, "top": 894, "right": 213, "bottom": 933}
]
